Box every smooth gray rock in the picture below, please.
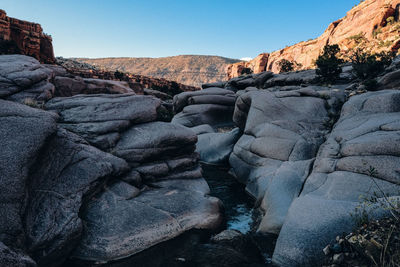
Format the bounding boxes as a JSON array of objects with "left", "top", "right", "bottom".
[
  {"left": 45, "top": 94, "right": 162, "bottom": 150},
  {"left": 229, "top": 87, "right": 345, "bottom": 234},
  {"left": 71, "top": 182, "right": 222, "bottom": 263},
  {"left": 273, "top": 90, "right": 400, "bottom": 266},
  {"left": 113, "top": 121, "right": 197, "bottom": 165},
  {"left": 196, "top": 128, "right": 241, "bottom": 164},
  {"left": 191, "top": 124, "right": 216, "bottom": 135},
  {"left": 173, "top": 88, "right": 235, "bottom": 113},
  {"left": 24, "top": 128, "right": 129, "bottom": 266},
  {"left": 54, "top": 76, "right": 134, "bottom": 97},
  {"left": 0, "top": 55, "right": 56, "bottom": 103},
  {"left": 172, "top": 104, "right": 235, "bottom": 128},
  {"left": 0, "top": 100, "right": 57, "bottom": 249},
  {"left": 263, "top": 69, "right": 317, "bottom": 88},
  {"left": 377, "top": 69, "right": 400, "bottom": 89}
]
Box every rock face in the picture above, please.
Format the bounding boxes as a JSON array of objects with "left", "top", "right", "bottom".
[
  {"left": 0, "top": 55, "right": 222, "bottom": 266},
  {"left": 43, "top": 93, "right": 222, "bottom": 264},
  {"left": 227, "top": 0, "right": 400, "bottom": 77},
  {"left": 0, "top": 9, "right": 55, "bottom": 64},
  {"left": 273, "top": 90, "right": 400, "bottom": 266},
  {"left": 230, "top": 86, "right": 346, "bottom": 234},
  {"left": 172, "top": 87, "right": 237, "bottom": 129}
]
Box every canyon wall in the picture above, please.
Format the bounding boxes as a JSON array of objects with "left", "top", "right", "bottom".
[
  {"left": 0, "top": 9, "right": 55, "bottom": 64},
  {"left": 227, "top": 0, "right": 400, "bottom": 78}
]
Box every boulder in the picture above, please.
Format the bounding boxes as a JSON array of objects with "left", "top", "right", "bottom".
[
  {"left": 0, "top": 55, "right": 56, "bottom": 103},
  {"left": 0, "top": 100, "right": 57, "bottom": 249},
  {"left": 377, "top": 69, "right": 400, "bottom": 89},
  {"left": 24, "top": 129, "right": 128, "bottom": 266},
  {"left": 196, "top": 128, "right": 241, "bottom": 164},
  {"left": 273, "top": 90, "right": 400, "bottom": 266},
  {"left": 45, "top": 94, "right": 162, "bottom": 150},
  {"left": 71, "top": 181, "right": 222, "bottom": 263},
  {"left": 229, "top": 87, "right": 346, "bottom": 234},
  {"left": 54, "top": 76, "right": 134, "bottom": 97}
]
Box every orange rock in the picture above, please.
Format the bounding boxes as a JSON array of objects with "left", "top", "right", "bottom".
[
  {"left": 227, "top": 0, "right": 400, "bottom": 78},
  {"left": 0, "top": 9, "right": 55, "bottom": 64}
]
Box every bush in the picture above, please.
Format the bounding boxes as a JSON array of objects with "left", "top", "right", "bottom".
[
  {"left": 348, "top": 32, "right": 366, "bottom": 44},
  {"left": 350, "top": 49, "right": 395, "bottom": 81},
  {"left": 315, "top": 44, "right": 344, "bottom": 83},
  {"left": 114, "top": 70, "right": 124, "bottom": 80},
  {"left": 387, "top": 16, "right": 395, "bottom": 25},
  {"left": 241, "top": 67, "right": 253, "bottom": 75},
  {"left": 277, "top": 59, "right": 294, "bottom": 73}
]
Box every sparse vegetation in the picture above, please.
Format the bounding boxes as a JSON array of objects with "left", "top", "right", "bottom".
[
  {"left": 315, "top": 44, "right": 344, "bottom": 83},
  {"left": 348, "top": 32, "right": 367, "bottom": 44},
  {"left": 386, "top": 16, "right": 395, "bottom": 26},
  {"left": 241, "top": 67, "right": 253, "bottom": 75},
  {"left": 277, "top": 59, "right": 302, "bottom": 73},
  {"left": 114, "top": 70, "right": 124, "bottom": 79},
  {"left": 23, "top": 98, "right": 44, "bottom": 109}
]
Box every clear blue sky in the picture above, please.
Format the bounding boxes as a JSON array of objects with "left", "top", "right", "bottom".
[{"left": 2, "top": 0, "right": 359, "bottom": 59}]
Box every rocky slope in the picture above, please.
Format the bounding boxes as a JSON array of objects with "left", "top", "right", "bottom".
[
  {"left": 172, "top": 54, "right": 400, "bottom": 266},
  {"left": 0, "top": 9, "right": 54, "bottom": 64},
  {"left": 57, "top": 57, "right": 199, "bottom": 96},
  {"left": 227, "top": 0, "right": 400, "bottom": 78},
  {"left": 75, "top": 55, "right": 240, "bottom": 87}
]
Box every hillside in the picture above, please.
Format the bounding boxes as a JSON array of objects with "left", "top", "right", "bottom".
[
  {"left": 75, "top": 55, "right": 240, "bottom": 87},
  {"left": 227, "top": 0, "right": 400, "bottom": 78}
]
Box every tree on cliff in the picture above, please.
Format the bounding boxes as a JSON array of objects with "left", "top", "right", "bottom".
[{"left": 315, "top": 44, "right": 343, "bottom": 83}]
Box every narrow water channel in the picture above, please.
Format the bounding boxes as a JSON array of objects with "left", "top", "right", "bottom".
[{"left": 201, "top": 163, "right": 256, "bottom": 233}]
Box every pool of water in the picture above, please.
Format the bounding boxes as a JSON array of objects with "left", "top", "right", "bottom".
[{"left": 201, "top": 164, "right": 255, "bottom": 233}]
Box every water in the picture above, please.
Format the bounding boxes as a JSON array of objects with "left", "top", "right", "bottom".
[{"left": 201, "top": 163, "right": 255, "bottom": 233}]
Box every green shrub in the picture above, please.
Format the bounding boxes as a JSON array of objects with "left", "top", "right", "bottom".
[
  {"left": 372, "top": 28, "right": 382, "bottom": 39},
  {"left": 348, "top": 32, "right": 366, "bottom": 44},
  {"left": 315, "top": 44, "right": 344, "bottom": 83},
  {"left": 277, "top": 59, "right": 294, "bottom": 73},
  {"left": 114, "top": 70, "right": 124, "bottom": 79},
  {"left": 241, "top": 67, "right": 253, "bottom": 75},
  {"left": 350, "top": 49, "right": 395, "bottom": 81},
  {"left": 387, "top": 16, "right": 395, "bottom": 25}
]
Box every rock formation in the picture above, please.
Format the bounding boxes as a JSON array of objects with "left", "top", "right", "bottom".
[
  {"left": 227, "top": 0, "right": 400, "bottom": 78},
  {"left": 0, "top": 9, "right": 55, "bottom": 64},
  {"left": 171, "top": 51, "right": 400, "bottom": 266},
  {"left": 74, "top": 55, "right": 241, "bottom": 88},
  {"left": 57, "top": 57, "right": 199, "bottom": 96},
  {"left": 0, "top": 54, "right": 222, "bottom": 266}
]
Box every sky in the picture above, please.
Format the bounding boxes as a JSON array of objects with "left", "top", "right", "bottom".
[{"left": 2, "top": 0, "right": 360, "bottom": 59}]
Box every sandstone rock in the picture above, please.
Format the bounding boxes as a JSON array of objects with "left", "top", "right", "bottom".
[
  {"left": 24, "top": 128, "right": 128, "bottom": 266},
  {"left": 229, "top": 87, "right": 346, "bottom": 235},
  {"left": 0, "top": 100, "right": 57, "bottom": 249},
  {"left": 196, "top": 128, "right": 241, "bottom": 164},
  {"left": 226, "top": 0, "right": 400, "bottom": 76},
  {"left": 71, "top": 182, "right": 222, "bottom": 263},
  {"left": 273, "top": 90, "right": 400, "bottom": 266},
  {"left": 54, "top": 76, "right": 134, "bottom": 97},
  {"left": 0, "top": 55, "right": 56, "bottom": 103},
  {"left": 0, "top": 9, "right": 55, "bottom": 64}
]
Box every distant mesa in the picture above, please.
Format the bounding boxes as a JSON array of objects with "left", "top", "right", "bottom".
[
  {"left": 75, "top": 55, "right": 241, "bottom": 88},
  {"left": 0, "top": 9, "right": 55, "bottom": 64},
  {"left": 227, "top": 0, "right": 400, "bottom": 78}
]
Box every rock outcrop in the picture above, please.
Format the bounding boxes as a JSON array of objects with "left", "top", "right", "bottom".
[
  {"left": 0, "top": 55, "right": 222, "bottom": 266},
  {"left": 273, "top": 90, "right": 400, "bottom": 266},
  {"left": 227, "top": 0, "right": 400, "bottom": 77},
  {"left": 0, "top": 9, "right": 55, "bottom": 64}
]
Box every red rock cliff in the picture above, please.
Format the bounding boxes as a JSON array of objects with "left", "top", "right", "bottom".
[
  {"left": 0, "top": 9, "right": 55, "bottom": 64},
  {"left": 227, "top": 0, "right": 400, "bottom": 78}
]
